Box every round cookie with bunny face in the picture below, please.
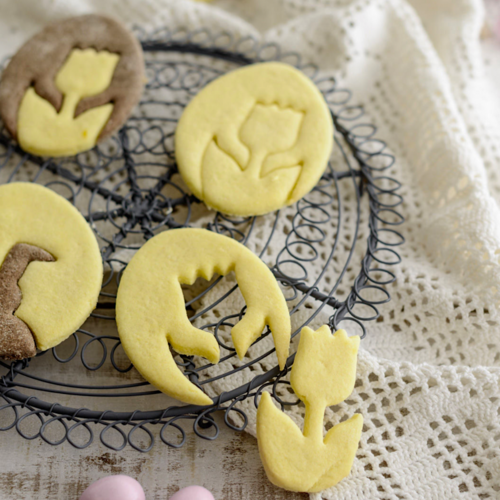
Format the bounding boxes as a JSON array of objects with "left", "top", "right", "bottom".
[
  {"left": 175, "top": 62, "right": 334, "bottom": 217},
  {"left": 0, "top": 15, "right": 144, "bottom": 157}
]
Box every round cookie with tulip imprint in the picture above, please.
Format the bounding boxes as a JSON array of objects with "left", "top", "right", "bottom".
[
  {"left": 0, "top": 183, "right": 103, "bottom": 360},
  {"left": 116, "top": 228, "right": 291, "bottom": 406},
  {"left": 0, "top": 15, "right": 144, "bottom": 157},
  {"left": 175, "top": 62, "right": 334, "bottom": 217}
]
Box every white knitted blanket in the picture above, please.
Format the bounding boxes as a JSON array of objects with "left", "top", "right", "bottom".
[{"left": 1, "top": 1, "right": 500, "bottom": 498}]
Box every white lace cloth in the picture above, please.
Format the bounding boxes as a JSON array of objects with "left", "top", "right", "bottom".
[{"left": 1, "top": 0, "right": 500, "bottom": 498}]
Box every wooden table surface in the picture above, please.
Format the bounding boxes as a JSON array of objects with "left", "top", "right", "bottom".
[{"left": 0, "top": 411, "right": 309, "bottom": 500}]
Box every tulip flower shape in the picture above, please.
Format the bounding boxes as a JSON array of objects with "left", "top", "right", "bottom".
[
  {"left": 257, "top": 325, "right": 363, "bottom": 493},
  {"left": 202, "top": 102, "right": 304, "bottom": 216},
  {"left": 17, "top": 48, "right": 119, "bottom": 157},
  {"left": 239, "top": 103, "right": 304, "bottom": 175}
]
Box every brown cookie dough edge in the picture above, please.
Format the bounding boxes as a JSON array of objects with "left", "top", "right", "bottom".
[{"left": 0, "top": 14, "right": 145, "bottom": 145}]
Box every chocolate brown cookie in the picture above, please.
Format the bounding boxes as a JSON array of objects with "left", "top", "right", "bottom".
[{"left": 0, "top": 14, "right": 144, "bottom": 144}]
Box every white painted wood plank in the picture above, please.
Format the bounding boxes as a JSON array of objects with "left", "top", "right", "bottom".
[{"left": 0, "top": 412, "right": 307, "bottom": 500}]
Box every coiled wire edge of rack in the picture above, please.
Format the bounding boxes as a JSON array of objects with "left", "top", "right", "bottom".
[{"left": 0, "top": 28, "right": 404, "bottom": 451}]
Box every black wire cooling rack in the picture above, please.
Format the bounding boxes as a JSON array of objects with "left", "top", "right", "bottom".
[{"left": 0, "top": 28, "right": 404, "bottom": 452}]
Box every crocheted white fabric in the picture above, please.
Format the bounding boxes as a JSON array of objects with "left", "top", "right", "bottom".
[{"left": 1, "top": 0, "right": 500, "bottom": 498}]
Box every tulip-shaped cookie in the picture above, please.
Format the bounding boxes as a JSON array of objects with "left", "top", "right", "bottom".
[
  {"left": 257, "top": 325, "right": 363, "bottom": 492},
  {"left": 17, "top": 48, "right": 119, "bottom": 157},
  {"left": 0, "top": 183, "right": 103, "bottom": 359},
  {"left": 116, "top": 228, "right": 291, "bottom": 406}
]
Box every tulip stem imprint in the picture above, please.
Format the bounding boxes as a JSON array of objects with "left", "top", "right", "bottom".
[{"left": 0, "top": 243, "right": 55, "bottom": 360}]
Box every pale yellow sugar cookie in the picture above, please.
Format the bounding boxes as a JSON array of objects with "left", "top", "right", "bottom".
[
  {"left": 0, "top": 183, "right": 103, "bottom": 352},
  {"left": 175, "top": 62, "right": 334, "bottom": 216},
  {"left": 257, "top": 326, "right": 363, "bottom": 492},
  {"left": 116, "top": 228, "right": 291, "bottom": 406},
  {"left": 18, "top": 49, "right": 119, "bottom": 157}
]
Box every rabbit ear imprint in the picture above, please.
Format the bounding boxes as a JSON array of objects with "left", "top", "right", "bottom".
[
  {"left": 116, "top": 228, "right": 291, "bottom": 406},
  {"left": 175, "top": 62, "right": 334, "bottom": 217}
]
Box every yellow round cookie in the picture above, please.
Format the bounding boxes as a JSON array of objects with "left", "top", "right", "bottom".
[
  {"left": 0, "top": 183, "right": 103, "bottom": 352},
  {"left": 175, "top": 62, "right": 334, "bottom": 216},
  {"left": 116, "top": 228, "right": 291, "bottom": 406}
]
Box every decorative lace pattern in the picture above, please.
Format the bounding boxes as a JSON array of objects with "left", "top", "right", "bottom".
[{"left": 0, "top": 0, "right": 499, "bottom": 497}]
